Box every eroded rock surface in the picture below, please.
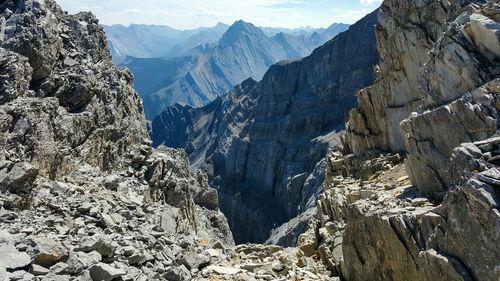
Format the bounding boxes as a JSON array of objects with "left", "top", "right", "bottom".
[
  {"left": 0, "top": 0, "right": 236, "bottom": 279},
  {"left": 315, "top": 0, "right": 500, "bottom": 280}
]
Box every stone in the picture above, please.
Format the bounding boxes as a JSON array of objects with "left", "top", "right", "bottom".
[
  {"left": 121, "top": 246, "right": 135, "bottom": 257},
  {"left": 77, "top": 238, "right": 115, "bottom": 257},
  {"left": 128, "top": 252, "right": 146, "bottom": 266},
  {"left": 0, "top": 161, "right": 38, "bottom": 194},
  {"left": 50, "top": 262, "right": 69, "bottom": 275},
  {"left": 28, "top": 237, "right": 68, "bottom": 268},
  {"left": 32, "top": 264, "right": 50, "bottom": 276},
  {"left": 66, "top": 251, "right": 102, "bottom": 274},
  {"left": 164, "top": 265, "right": 191, "bottom": 281},
  {"left": 271, "top": 260, "right": 285, "bottom": 272},
  {"left": 0, "top": 244, "right": 31, "bottom": 270},
  {"left": 205, "top": 265, "right": 241, "bottom": 275},
  {"left": 178, "top": 252, "right": 210, "bottom": 270},
  {"left": 88, "top": 263, "right": 126, "bottom": 281},
  {"left": 205, "top": 249, "right": 219, "bottom": 258},
  {"left": 299, "top": 243, "right": 316, "bottom": 257}
]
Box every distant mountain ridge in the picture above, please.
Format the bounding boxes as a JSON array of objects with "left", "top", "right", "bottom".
[
  {"left": 103, "top": 23, "right": 230, "bottom": 63},
  {"left": 118, "top": 20, "right": 349, "bottom": 119}
]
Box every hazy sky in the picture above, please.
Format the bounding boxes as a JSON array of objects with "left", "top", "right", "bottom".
[{"left": 56, "top": 0, "right": 382, "bottom": 29}]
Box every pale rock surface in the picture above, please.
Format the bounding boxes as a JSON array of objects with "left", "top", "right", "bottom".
[{"left": 316, "top": 0, "right": 500, "bottom": 280}]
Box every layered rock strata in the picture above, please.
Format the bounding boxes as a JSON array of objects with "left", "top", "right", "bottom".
[{"left": 316, "top": 0, "right": 500, "bottom": 280}]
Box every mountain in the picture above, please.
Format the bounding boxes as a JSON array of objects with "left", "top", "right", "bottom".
[
  {"left": 124, "top": 20, "right": 349, "bottom": 119},
  {"left": 150, "top": 12, "right": 379, "bottom": 244},
  {"left": 319, "top": 0, "right": 500, "bottom": 280},
  {"left": 165, "top": 22, "right": 229, "bottom": 57},
  {"left": 260, "top": 26, "right": 324, "bottom": 37},
  {"left": 0, "top": 0, "right": 241, "bottom": 279},
  {"left": 103, "top": 23, "right": 229, "bottom": 63},
  {"left": 1, "top": 0, "right": 498, "bottom": 280}
]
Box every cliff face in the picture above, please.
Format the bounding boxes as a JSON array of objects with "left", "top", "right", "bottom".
[
  {"left": 151, "top": 11, "right": 380, "bottom": 244},
  {"left": 0, "top": 1, "right": 236, "bottom": 279},
  {"left": 317, "top": 1, "right": 500, "bottom": 280}
]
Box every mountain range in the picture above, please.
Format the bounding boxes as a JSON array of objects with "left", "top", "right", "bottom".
[
  {"left": 103, "top": 22, "right": 230, "bottom": 63},
  {"left": 149, "top": 12, "right": 379, "bottom": 243},
  {"left": 108, "top": 21, "right": 349, "bottom": 119},
  {"left": 1, "top": 0, "right": 498, "bottom": 280}
]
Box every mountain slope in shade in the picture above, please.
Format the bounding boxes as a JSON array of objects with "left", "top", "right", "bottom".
[
  {"left": 124, "top": 20, "right": 349, "bottom": 119},
  {"left": 150, "top": 11, "right": 379, "bottom": 243}
]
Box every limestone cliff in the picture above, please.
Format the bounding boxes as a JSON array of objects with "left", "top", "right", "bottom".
[
  {"left": 316, "top": 0, "right": 500, "bottom": 280},
  {"left": 151, "top": 11, "right": 380, "bottom": 244}
]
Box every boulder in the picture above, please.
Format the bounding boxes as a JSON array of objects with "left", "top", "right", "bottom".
[{"left": 88, "top": 263, "right": 125, "bottom": 281}]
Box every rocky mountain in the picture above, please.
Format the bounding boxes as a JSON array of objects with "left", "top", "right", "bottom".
[
  {"left": 103, "top": 23, "right": 229, "bottom": 64},
  {"left": 0, "top": 0, "right": 247, "bottom": 279},
  {"left": 260, "top": 23, "right": 349, "bottom": 39},
  {"left": 165, "top": 22, "right": 230, "bottom": 58},
  {"left": 123, "top": 20, "right": 349, "bottom": 120},
  {"left": 314, "top": 0, "right": 500, "bottom": 280},
  {"left": 150, "top": 11, "right": 379, "bottom": 244},
  {"left": 2, "top": 0, "right": 498, "bottom": 280}
]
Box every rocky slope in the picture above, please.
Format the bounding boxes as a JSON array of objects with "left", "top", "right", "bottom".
[
  {"left": 151, "top": 11, "right": 379, "bottom": 244},
  {"left": 124, "top": 20, "right": 348, "bottom": 119},
  {"left": 0, "top": 0, "right": 256, "bottom": 279},
  {"left": 314, "top": 0, "right": 500, "bottom": 280}
]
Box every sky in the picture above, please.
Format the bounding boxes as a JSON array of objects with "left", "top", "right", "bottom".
[{"left": 56, "top": 0, "right": 382, "bottom": 30}]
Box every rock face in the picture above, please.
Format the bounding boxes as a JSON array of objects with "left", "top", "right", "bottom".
[
  {"left": 316, "top": 0, "right": 500, "bottom": 280},
  {"left": 124, "top": 20, "right": 349, "bottom": 119},
  {"left": 151, "top": 11, "right": 379, "bottom": 244},
  {"left": 0, "top": 0, "right": 237, "bottom": 279}
]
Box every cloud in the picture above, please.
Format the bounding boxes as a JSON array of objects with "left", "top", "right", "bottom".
[
  {"left": 56, "top": 0, "right": 378, "bottom": 29},
  {"left": 360, "top": 0, "right": 382, "bottom": 5}
]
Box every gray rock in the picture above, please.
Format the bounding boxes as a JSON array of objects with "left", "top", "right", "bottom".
[
  {"left": 178, "top": 252, "right": 210, "bottom": 270},
  {"left": 66, "top": 251, "right": 102, "bottom": 274},
  {"left": 164, "top": 265, "right": 191, "bottom": 281},
  {"left": 49, "top": 262, "right": 69, "bottom": 275},
  {"left": 88, "top": 263, "right": 125, "bottom": 281},
  {"left": 28, "top": 237, "right": 68, "bottom": 268},
  {"left": 0, "top": 244, "right": 31, "bottom": 270},
  {"left": 77, "top": 238, "right": 115, "bottom": 257},
  {"left": 31, "top": 264, "right": 50, "bottom": 276}
]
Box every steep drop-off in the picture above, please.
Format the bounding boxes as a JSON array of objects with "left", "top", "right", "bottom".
[{"left": 151, "top": 11, "right": 379, "bottom": 244}]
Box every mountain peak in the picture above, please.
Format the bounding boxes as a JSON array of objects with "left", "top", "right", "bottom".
[{"left": 219, "top": 20, "right": 264, "bottom": 45}]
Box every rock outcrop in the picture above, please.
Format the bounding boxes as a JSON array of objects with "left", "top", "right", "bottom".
[
  {"left": 0, "top": 1, "right": 243, "bottom": 279},
  {"left": 151, "top": 11, "right": 379, "bottom": 244},
  {"left": 316, "top": 0, "right": 500, "bottom": 280}
]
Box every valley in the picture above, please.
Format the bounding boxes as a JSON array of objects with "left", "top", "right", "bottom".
[{"left": 0, "top": 0, "right": 498, "bottom": 280}]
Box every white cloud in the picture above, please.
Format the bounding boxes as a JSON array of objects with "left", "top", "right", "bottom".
[
  {"left": 360, "top": 0, "right": 382, "bottom": 6},
  {"left": 55, "top": 0, "right": 378, "bottom": 29}
]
